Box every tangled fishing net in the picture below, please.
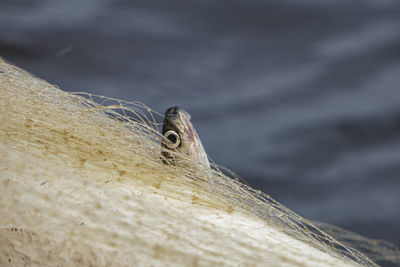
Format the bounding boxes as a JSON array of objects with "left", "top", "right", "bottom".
[{"left": 0, "top": 57, "right": 399, "bottom": 266}]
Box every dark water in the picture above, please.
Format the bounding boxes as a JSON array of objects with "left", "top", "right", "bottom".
[{"left": 1, "top": 0, "right": 400, "bottom": 258}]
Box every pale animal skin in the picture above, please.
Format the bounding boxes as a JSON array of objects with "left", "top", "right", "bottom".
[{"left": 161, "top": 106, "right": 210, "bottom": 167}]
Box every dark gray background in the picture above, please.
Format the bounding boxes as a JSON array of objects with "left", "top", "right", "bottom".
[{"left": 1, "top": 0, "right": 399, "bottom": 255}]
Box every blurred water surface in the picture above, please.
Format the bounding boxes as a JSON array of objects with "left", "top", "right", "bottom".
[{"left": 1, "top": 0, "right": 399, "bottom": 250}]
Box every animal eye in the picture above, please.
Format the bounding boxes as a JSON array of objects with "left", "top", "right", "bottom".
[
  {"left": 164, "top": 130, "right": 180, "bottom": 149},
  {"left": 167, "top": 133, "right": 177, "bottom": 143}
]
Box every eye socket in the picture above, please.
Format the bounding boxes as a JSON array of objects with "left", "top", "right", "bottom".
[{"left": 164, "top": 130, "right": 180, "bottom": 149}]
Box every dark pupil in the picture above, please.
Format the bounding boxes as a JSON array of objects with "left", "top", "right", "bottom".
[{"left": 167, "top": 133, "right": 177, "bottom": 144}]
